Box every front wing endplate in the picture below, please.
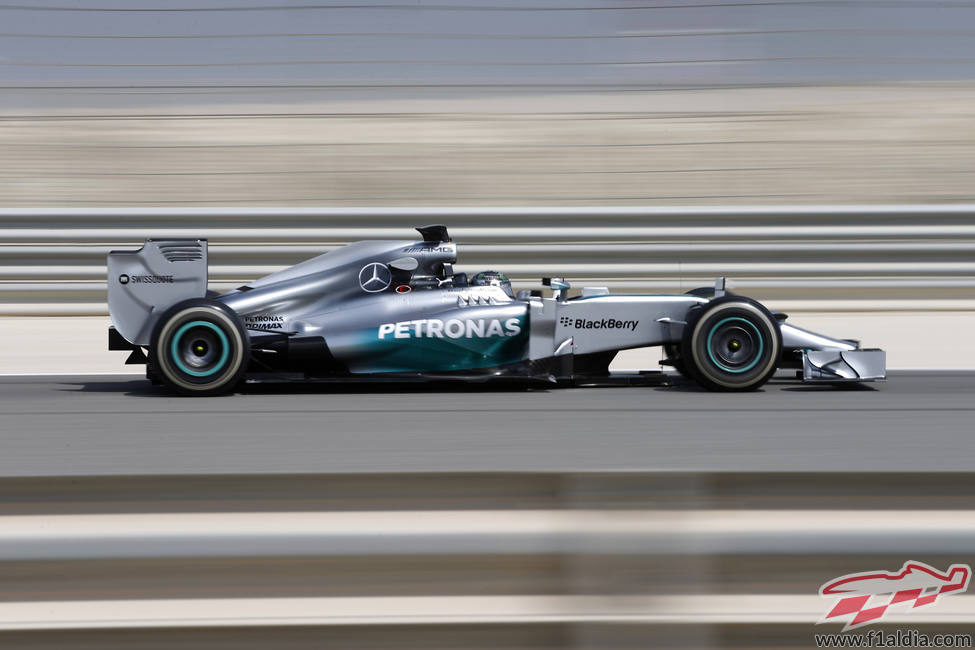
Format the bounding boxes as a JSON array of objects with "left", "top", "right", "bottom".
[{"left": 802, "top": 349, "right": 886, "bottom": 382}]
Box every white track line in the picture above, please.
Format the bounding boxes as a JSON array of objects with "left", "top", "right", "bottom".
[
  {"left": 2, "top": 510, "right": 975, "bottom": 560},
  {"left": 1, "top": 595, "right": 973, "bottom": 631}
]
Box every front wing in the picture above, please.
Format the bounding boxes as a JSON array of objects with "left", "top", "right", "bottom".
[{"left": 802, "top": 349, "right": 886, "bottom": 383}]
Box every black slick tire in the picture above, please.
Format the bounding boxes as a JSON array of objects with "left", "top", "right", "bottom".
[
  {"left": 680, "top": 296, "right": 781, "bottom": 392},
  {"left": 149, "top": 298, "right": 249, "bottom": 396}
]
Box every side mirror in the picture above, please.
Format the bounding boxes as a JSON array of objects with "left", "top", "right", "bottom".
[
  {"left": 542, "top": 277, "right": 571, "bottom": 302},
  {"left": 542, "top": 277, "right": 571, "bottom": 290}
]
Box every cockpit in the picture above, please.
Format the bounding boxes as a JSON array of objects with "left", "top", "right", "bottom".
[
  {"left": 390, "top": 257, "right": 512, "bottom": 299},
  {"left": 387, "top": 225, "right": 514, "bottom": 298},
  {"left": 469, "top": 270, "right": 514, "bottom": 298}
]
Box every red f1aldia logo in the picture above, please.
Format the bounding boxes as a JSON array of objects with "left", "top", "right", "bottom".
[{"left": 818, "top": 561, "right": 971, "bottom": 631}]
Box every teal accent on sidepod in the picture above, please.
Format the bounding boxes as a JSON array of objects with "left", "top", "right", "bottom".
[{"left": 357, "top": 315, "right": 529, "bottom": 373}]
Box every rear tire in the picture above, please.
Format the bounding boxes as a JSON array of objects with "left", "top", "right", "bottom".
[
  {"left": 680, "top": 296, "right": 781, "bottom": 391},
  {"left": 150, "top": 298, "right": 249, "bottom": 396}
]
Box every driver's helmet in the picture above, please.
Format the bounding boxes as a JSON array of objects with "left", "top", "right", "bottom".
[{"left": 471, "top": 270, "right": 513, "bottom": 298}]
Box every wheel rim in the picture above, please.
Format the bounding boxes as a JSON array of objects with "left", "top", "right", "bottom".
[
  {"left": 170, "top": 320, "right": 230, "bottom": 377},
  {"left": 705, "top": 316, "right": 764, "bottom": 373}
]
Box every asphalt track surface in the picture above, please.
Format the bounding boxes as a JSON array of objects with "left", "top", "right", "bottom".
[{"left": 0, "top": 371, "right": 972, "bottom": 477}]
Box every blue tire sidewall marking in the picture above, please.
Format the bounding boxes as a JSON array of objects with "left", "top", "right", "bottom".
[
  {"left": 705, "top": 316, "right": 764, "bottom": 374},
  {"left": 170, "top": 320, "right": 230, "bottom": 378}
]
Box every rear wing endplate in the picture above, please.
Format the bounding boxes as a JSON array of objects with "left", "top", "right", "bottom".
[{"left": 107, "top": 239, "right": 208, "bottom": 346}]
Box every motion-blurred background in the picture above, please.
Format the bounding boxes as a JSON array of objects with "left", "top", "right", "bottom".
[
  {"left": 3, "top": 0, "right": 975, "bottom": 371},
  {"left": 2, "top": 0, "right": 975, "bottom": 205},
  {"left": 1, "top": 1, "right": 975, "bottom": 648}
]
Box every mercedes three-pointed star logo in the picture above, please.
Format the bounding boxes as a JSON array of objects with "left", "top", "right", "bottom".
[{"left": 358, "top": 262, "right": 392, "bottom": 293}]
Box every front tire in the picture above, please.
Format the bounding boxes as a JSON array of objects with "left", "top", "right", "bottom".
[
  {"left": 680, "top": 296, "right": 781, "bottom": 391},
  {"left": 150, "top": 298, "right": 249, "bottom": 396}
]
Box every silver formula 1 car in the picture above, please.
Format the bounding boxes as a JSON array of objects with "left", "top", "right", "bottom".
[{"left": 107, "top": 225, "right": 886, "bottom": 395}]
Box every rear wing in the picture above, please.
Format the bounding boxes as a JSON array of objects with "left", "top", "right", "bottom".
[{"left": 107, "top": 239, "right": 208, "bottom": 346}]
